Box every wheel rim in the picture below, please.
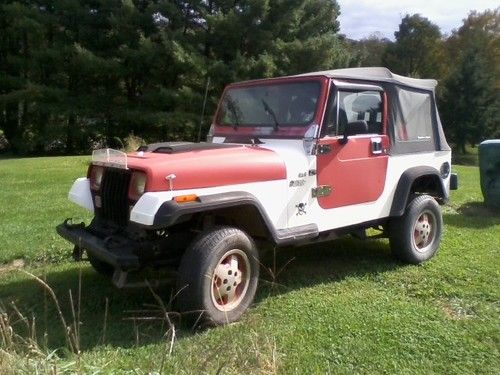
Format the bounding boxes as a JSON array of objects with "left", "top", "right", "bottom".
[
  {"left": 210, "top": 249, "right": 251, "bottom": 312},
  {"left": 412, "top": 210, "right": 437, "bottom": 253}
]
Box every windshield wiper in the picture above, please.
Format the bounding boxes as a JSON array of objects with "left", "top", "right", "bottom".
[
  {"left": 261, "top": 99, "right": 279, "bottom": 131},
  {"left": 225, "top": 97, "right": 240, "bottom": 130}
]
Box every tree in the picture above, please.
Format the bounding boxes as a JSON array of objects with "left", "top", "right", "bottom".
[
  {"left": 0, "top": 0, "right": 348, "bottom": 155},
  {"left": 347, "top": 32, "right": 391, "bottom": 67},
  {"left": 440, "top": 9, "right": 499, "bottom": 152},
  {"left": 382, "top": 14, "right": 444, "bottom": 78}
]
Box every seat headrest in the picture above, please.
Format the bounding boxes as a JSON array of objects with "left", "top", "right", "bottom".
[{"left": 352, "top": 94, "right": 381, "bottom": 112}]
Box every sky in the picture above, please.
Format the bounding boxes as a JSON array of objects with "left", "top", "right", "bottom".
[{"left": 337, "top": 0, "right": 499, "bottom": 40}]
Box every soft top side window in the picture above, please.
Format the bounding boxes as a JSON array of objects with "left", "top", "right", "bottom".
[
  {"left": 394, "top": 87, "right": 433, "bottom": 142},
  {"left": 323, "top": 88, "right": 383, "bottom": 137}
]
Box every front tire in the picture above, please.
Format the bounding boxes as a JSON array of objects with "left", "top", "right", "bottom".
[
  {"left": 176, "top": 227, "right": 260, "bottom": 326},
  {"left": 389, "top": 194, "right": 443, "bottom": 264}
]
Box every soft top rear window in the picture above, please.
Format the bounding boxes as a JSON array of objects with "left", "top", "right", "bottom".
[{"left": 217, "top": 81, "right": 321, "bottom": 127}]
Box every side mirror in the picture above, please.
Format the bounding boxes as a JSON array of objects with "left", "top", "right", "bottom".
[{"left": 338, "top": 120, "right": 368, "bottom": 145}]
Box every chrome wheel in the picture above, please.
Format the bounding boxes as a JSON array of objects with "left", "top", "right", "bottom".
[
  {"left": 412, "top": 210, "right": 436, "bottom": 253},
  {"left": 211, "top": 249, "right": 250, "bottom": 312}
]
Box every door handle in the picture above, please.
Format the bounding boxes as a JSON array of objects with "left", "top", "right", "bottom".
[{"left": 371, "top": 137, "right": 383, "bottom": 154}]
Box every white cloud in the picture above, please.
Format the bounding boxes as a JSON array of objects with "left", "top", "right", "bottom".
[{"left": 337, "top": 0, "right": 499, "bottom": 40}]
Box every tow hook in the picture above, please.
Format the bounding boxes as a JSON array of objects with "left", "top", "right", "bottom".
[{"left": 63, "top": 218, "right": 85, "bottom": 229}]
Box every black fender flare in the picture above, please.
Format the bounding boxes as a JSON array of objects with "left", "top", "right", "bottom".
[
  {"left": 145, "top": 191, "right": 318, "bottom": 246},
  {"left": 390, "top": 166, "right": 448, "bottom": 217}
]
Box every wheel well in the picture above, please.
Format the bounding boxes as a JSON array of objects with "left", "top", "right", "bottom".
[
  {"left": 390, "top": 169, "right": 447, "bottom": 217},
  {"left": 180, "top": 204, "right": 272, "bottom": 243},
  {"left": 410, "top": 174, "right": 445, "bottom": 200}
]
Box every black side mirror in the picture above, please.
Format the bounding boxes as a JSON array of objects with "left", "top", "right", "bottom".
[{"left": 338, "top": 120, "right": 368, "bottom": 145}]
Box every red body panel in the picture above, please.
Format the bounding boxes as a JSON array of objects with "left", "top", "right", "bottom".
[
  {"left": 125, "top": 146, "right": 286, "bottom": 192},
  {"left": 316, "top": 135, "right": 389, "bottom": 209}
]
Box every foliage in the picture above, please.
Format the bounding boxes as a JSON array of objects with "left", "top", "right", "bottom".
[
  {"left": 348, "top": 32, "right": 392, "bottom": 67},
  {"left": 382, "top": 14, "right": 443, "bottom": 78},
  {"left": 0, "top": 157, "right": 498, "bottom": 373},
  {"left": 440, "top": 9, "right": 500, "bottom": 152},
  {"left": 0, "top": 4, "right": 499, "bottom": 155},
  {"left": 0, "top": 0, "right": 347, "bottom": 155}
]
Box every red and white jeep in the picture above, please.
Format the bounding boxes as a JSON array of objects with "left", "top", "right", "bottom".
[{"left": 57, "top": 67, "right": 458, "bottom": 325}]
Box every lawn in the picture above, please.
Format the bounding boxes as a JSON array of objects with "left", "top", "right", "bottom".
[{"left": 0, "top": 157, "right": 498, "bottom": 374}]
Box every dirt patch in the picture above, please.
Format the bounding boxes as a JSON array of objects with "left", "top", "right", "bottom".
[
  {"left": 0, "top": 259, "right": 25, "bottom": 274},
  {"left": 440, "top": 298, "right": 476, "bottom": 320}
]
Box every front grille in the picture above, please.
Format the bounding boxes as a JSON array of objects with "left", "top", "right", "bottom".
[{"left": 100, "top": 168, "right": 131, "bottom": 227}]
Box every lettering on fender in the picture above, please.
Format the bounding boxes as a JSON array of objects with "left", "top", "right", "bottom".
[{"left": 289, "top": 179, "right": 306, "bottom": 187}]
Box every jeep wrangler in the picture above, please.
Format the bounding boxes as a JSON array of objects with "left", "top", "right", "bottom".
[{"left": 57, "top": 67, "right": 458, "bottom": 326}]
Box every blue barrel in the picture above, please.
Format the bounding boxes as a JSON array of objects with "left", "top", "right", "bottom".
[{"left": 479, "top": 140, "right": 500, "bottom": 208}]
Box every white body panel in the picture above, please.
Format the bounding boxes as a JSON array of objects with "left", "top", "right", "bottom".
[
  {"left": 130, "top": 180, "right": 288, "bottom": 228},
  {"left": 68, "top": 178, "right": 94, "bottom": 212}
]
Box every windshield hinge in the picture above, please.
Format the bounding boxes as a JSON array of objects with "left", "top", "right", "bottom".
[{"left": 316, "top": 144, "right": 332, "bottom": 155}]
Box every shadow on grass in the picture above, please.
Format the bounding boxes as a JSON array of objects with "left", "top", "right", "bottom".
[
  {"left": 0, "top": 237, "right": 400, "bottom": 353},
  {"left": 0, "top": 266, "right": 181, "bottom": 352},
  {"left": 444, "top": 201, "right": 500, "bottom": 228},
  {"left": 258, "top": 237, "right": 397, "bottom": 293}
]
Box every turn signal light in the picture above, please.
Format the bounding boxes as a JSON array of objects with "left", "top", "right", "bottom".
[{"left": 174, "top": 194, "right": 199, "bottom": 203}]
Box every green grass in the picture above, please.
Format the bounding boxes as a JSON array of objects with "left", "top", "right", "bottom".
[
  {"left": 0, "top": 158, "right": 499, "bottom": 374},
  {"left": 0, "top": 156, "right": 92, "bottom": 263},
  {"left": 451, "top": 145, "right": 479, "bottom": 166}
]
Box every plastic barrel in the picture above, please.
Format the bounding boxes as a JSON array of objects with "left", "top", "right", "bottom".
[{"left": 479, "top": 140, "right": 500, "bottom": 208}]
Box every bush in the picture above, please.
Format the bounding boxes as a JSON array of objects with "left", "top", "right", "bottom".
[{"left": 0, "top": 129, "right": 10, "bottom": 152}]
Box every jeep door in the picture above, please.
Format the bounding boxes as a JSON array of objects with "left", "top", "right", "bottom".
[{"left": 316, "top": 81, "right": 389, "bottom": 209}]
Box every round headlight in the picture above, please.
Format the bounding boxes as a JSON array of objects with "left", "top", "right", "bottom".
[
  {"left": 135, "top": 173, "right": 146, "bottom": 195},
  {"left": 129, "top": 171, "right": 147, "bottom": 200},
  {"left": 89, "top": 165, "right": 104, "bottom": 190}
]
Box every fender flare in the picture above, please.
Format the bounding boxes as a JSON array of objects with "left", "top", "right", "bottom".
[
  {"left": 145, "top": 191, "right": 318, "bottom": 246},
  {"left": 390, "top": 166, "right": 448, "bottom": 217}
]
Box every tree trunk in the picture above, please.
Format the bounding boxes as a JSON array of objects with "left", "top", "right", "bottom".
[
  {"left": 66, "top": 113, "right": 75, "bottom": 154},
  {"left": 460, "top": 141, "right": 466, "bottom": 154},
  {"left": 1, "top": 103, "right": 19, "bottom": 152}
]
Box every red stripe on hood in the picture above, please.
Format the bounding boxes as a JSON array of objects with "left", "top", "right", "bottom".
[{"left": 125, "top": 145, "right": 286, "bottom": 191}]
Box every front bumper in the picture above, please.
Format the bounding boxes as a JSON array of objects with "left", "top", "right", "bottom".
[{"left": 56, "top": 221, "right": 140, "bottom": 270}]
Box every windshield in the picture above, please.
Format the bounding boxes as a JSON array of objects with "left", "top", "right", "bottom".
[{"left": 217, "top": 81, "right": 321, "bottom": 127}]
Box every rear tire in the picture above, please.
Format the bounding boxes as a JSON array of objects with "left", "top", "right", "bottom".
[
  {"left": 176, "top": 227, "right": 260, "bottom": 326},
  {"left": 389, "top": 194, "right": 442, "bottom": 264}
]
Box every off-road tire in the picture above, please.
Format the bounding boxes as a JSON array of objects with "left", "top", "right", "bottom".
[
  {"left": 88, "top": 253, "right": 114, "bottom": 277},
  {"left": 389, "top": 194, "right": 442, "bottom": 264},
  {"left": 176, "top": 226, "right": 260, "bottom": 326}
]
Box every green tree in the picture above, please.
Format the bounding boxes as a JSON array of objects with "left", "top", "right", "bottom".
[
  {"left": 0, "top": 0, "right": 348, "bottom": 155},
  {"left": 382, "top": 14, "right": 443, "bottom": 78},
  {"left": 347, "top": 32, "right": 391, "bottom": 67},
  {"left": 0, "top": 1, "right": 47, "bottom": 153},
  {"left": 440, "top": 9, "right": 499, "bottom": 152}
]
